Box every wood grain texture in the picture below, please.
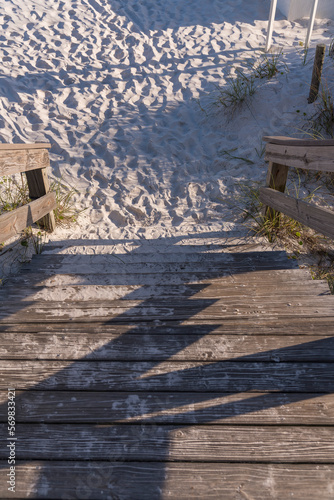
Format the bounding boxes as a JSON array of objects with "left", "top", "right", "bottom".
[
  {"left": 1, "top": 462, "right": 334, "bottom": 500},
  {"left": 0, "top": 281, "right": 329, "bottom": 302},
  {"left": 264, "top": 142, "right": 334, "bottom": 172},
  {"left": 25, "top": 168, "right": 56, "bottom": 231},
  {"left": 263, "top": 135, "right": 334, "bottom": 147},
  {"left": 0, "top": 424, "right": 333, "bottom": 462},
  {"left": 0, "top": 360, "right": 332, "bottom": 392},
  {"left": 0, "top": 143, "right": 51, "bottom": 150},
  {"left": 1, "top": 316, "right": 333, "bottom": 335},
  {"left": 0, "top": 192, "right": 56, "bottom": 243},
  {"left": 0, "top": 391, "right": 332, "bottom": 425},
  {"left": 308, "top": 44, "right": 326, "bottom": 104},
  {"left": 259, "top": 187, "right": 334, "bottom": 239},
  {"left": 0, "top": 296, "right": 332, "bottom": 323},
  {"left": 6, "top": 268, "right": 311, "bottom": 287},
  {"left": 0, "top": 148, "right": 50, "bottom": 176},
  {"left": 0, "top": 243, "right": 332, "bottom": 497},
  {"left": 0, "top": 333, "right": 333, "bottom": 361},
  {"left": 22, "top": 249, "right": 293, "bottom": 269}
]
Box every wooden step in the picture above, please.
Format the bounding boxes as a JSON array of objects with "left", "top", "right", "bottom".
[
  {"left": 1, "top": 317, "right": 333, "bottom": 334},
  {"left": 1, "top": 360, "right": 332, "bottom": 392},
  {"left": 0, "top": 333, "right": 333, "bottom": 361},
  {"left": 0, "top": 462, "right": 333, "bottom": 500},
  {"left": 0, "top": 391, "right": 332, "bottom": 425},
  {"left": 0, "top": 280, "right": 329, "bottom": 302},
  {"left": 1, "top": 296, "right": 332, "bottom": 323},
  {"left": 20, "top": 253, "right": 296, "bottom": 275},
  {"left": 0, "top": 424, "right": 333, "bottom": 462},
  {"left": 6, "top": 268, "right": 313, "bottom": 287}
]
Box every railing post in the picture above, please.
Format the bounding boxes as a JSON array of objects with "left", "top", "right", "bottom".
[
  {"left": 25, "top": 167, "right": 56, "bottom": 232},
  {"left": 263, "top": 161, "right": 289, "bottom": 223},
  {"left": 308, "top": 44, "right": 326, "bottom": 104}
]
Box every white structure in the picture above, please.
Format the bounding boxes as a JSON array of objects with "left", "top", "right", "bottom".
[
  {"left": 277, "top": 0, "right": 334, "bottom": 21},
  {"left": 266, "top": 0, "right": 334, "bottom": 52}
]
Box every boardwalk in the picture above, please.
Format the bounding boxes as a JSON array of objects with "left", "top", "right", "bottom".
[{"left": 0, "top": 236, "right": 333, "bottom": 499}]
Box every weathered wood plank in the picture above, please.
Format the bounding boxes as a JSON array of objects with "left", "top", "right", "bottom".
[
  {"left": 0, "top": 391, "right": 332, "bottom": 425},
  {"left": 265, "top": 161, "right": 289, "bottom": 192},
  {"left": 265, "top": 142, "right": 334, "bottom": 172},
  {"left": 25, "top": 168, "right": 56, "bottom": 231},
  {"left": 0, "top": 297, "right": 332, "bottom": 323},
  {"left": 0, "top": 361, "right": 332, "bottom": 392},
  {"left": 1, "top": 317, "right": 332, "bottom": 335},
  {"left": 0, "top": 424, "right": 333, "bottom": 462},
  {"left": 0, "top": 148, "right": 50, "bottom": 176},
  {"left": 263, "top": 135, "right": 334, "bottom": 147},
  {"left": 1, "top": 462, "right": 333, "bottom": 500},
  {"left": 0, "top": 281, "right": 329, "bottom": 302},
  {"left": 29, "top": 251, "right": 291, "bottom": 265},
  {"left": 0, "top": 192, "right": 56, "bottom": 243},
  {"left": 0, "top": 143, "right": 51, "bottom": 150},
  {"left": 18, "top": 260, "right": 298, "bottom": 276},
  {"left": 5, "top": 268, "right": 311, "bottom": 287},
  {"left": 21, "top": 250, "right": 294, "bottom": 272},
  {"left": 0, "top": 333, "right": 333, "bottom": 361},
  {"left": 259, "top": 187, "right": 334, "bottom": 239},
  {"left": 264, "top": 161, "right": 289, "bottom": 221}
]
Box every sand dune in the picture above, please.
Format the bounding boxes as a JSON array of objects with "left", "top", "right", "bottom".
[{"left": 0, "top": 0, "right": 333, "bottom": 254}]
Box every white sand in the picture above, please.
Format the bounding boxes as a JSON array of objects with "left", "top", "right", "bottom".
[{"left": 0, "top": 0, "right": 334, "bottom": 276}]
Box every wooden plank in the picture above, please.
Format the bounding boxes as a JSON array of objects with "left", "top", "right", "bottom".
[
  {"left": 265, "top": 162, "right": 289, "bottom": 192},
  {"left": 0, "top": 424, "right": 333, "bottom": 462},
  {"left": 0, "top": 360, "right": 332, "bottom": 392},
  {"left": 0, "top": 391, "right": 332, "bottom": 425},
  {"left": 25, "top": 168, "right": 56, "bottom": 231},
  {"left": 1, "top": 317, "right": 333, "bottom": 335},
  {"left": 263, "top": 135, "right": 334, "bottom": 147},
  {"left": 0, "top": 333, "right": 333, "bottom": 361},
  {"left": 0, "top": 148, "right": 50, "bottom": 176},
  {"left": 264, "top": 161, "right": 289, "bottom": 221},
  {"left": 29, "top": 251, "right": 291, "bottom": 265},
  {"left": 0, "top": 297, "right": 332, "bottom": 323},
  {"left": 0, "top": 192, "right": 56, "bottom": 243},
  {"left": 1, "top": 462, "right": 333, "bottom": 500},
  {"left": 17, "top": 259, "right": 298, "bottom": 275},
  {"left": 265, "top": 142, "right": 334, "bottom": 172},
  {"left": 0, "top": 143, "right": 51, "bottom": 150},
  {"left": 259, "top": 187, "right": 334, "bottom": 239},
  {"left": 0, "top": 281, "right": 329, "bottom": 302},
  {"left": 24, "top": 249, "right": 292, "bottom": 267},
  {"left": 6, "top": 268, "right": 312, "bottom": 287}
]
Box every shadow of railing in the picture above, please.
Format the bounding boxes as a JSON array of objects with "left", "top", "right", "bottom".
[{"left": 0, "top": 234, "right": 333, "bottom": 498}]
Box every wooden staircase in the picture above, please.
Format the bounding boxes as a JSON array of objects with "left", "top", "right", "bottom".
[{"left": 0, "top": 237, "right": 333, "bottom": 499}]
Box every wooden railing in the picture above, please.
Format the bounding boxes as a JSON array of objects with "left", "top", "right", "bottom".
[
  {"left": 259, "top": 136, "right": 334, "bottom": 240},
  {"left": 0, "top": 143, "right": 56, "bottom": 243}
]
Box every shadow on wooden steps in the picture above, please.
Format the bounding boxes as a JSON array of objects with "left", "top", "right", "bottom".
[{"left": 0, "top": 235, "right": 333, "bottom": 499}]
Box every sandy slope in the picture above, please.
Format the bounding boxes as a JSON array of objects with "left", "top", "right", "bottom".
[{"left": 0, "top": 0, "right": 333, "bottom": 269}]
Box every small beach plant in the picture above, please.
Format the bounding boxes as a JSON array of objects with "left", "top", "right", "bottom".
[
  {"left": 251, "top": 49, "right": 287, "bottom": 80},
  {"left": 216, "top": 50, "right": 287, "bottom": 114},
  {"left": 216, "top": 69, "right": 257, "bottom": 114}
]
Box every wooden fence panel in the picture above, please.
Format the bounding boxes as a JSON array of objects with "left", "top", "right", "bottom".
[
  {"left": 0, "top": 148, "right": 50, "bottom": 177},
  {"left": 259, "top": 187, "right": 334, "bottom": 239},
  {"left": 265, "top": 143, "right": 334, "bottom": 173},
  {"left": 0, "top": 192, "right": 56, "bottom": 242}
]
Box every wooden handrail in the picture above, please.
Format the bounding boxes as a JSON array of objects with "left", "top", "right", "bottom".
[
  {"left": 260, "top": 137, "right": 334, "bottom": 239},
  {"left": 0, "top": 143, "right": 56, "bottom": 244}
]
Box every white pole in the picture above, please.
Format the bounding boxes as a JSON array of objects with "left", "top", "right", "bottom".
[
  {"left": 305, "top": 0, "right": 319, "bottom": 50},
  {"left": 265, "top": 0, "right": 277, "bottom": 52}
]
